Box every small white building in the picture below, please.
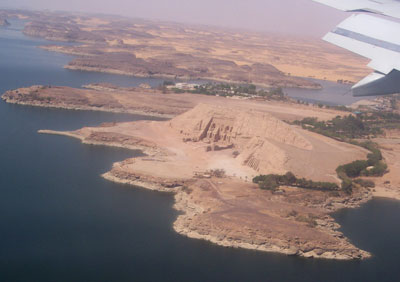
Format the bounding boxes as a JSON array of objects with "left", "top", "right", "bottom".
[{"left": 174, "top": 83, "right": 199, "bottom": 91}]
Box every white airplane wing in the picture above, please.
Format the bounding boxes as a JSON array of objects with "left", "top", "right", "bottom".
[
  {"left": 313, "top": 0, "right": 400, "bottom": 19},
  {"left": 312, "top": 0, "right": 400, "bottom": 96}
]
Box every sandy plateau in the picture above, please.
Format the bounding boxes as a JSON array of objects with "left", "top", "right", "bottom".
[{"left": 36, "top": 103, "right": 374, "bottom": 260}]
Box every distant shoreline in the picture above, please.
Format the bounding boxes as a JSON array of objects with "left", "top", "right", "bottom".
[{"left": 2, "top": 95, "right": 175, "bottom": 119}]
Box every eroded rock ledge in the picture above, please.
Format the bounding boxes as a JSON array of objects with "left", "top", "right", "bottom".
[{"left": 105, "top": 165, "right": 371, "bottom": 260}]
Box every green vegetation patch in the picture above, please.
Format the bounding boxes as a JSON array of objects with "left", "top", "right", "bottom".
[
  {"left": 293, "top": 115, "right": 382, "bottom": 140},
  {"left": 252, "top": 172, "right": 339, "bottom": 192},
  {"left": 294, "top": 112, "right": 400, "bottom": 141},
  {"left": 162, "top": 81, "right": 288, "bottom": 101},
  {"left": 293, "top": 114, "right": 390, "bottom": 194}
]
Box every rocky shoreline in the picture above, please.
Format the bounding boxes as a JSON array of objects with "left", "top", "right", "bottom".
[
  {"left": 0, "top": 9, "right": 394, "bottom": 263},
  {"left": 173, "top": 191, "right": 371, "bottom": 260},
  {"left": 102, "top": 164, "right": 372, "bottom": 260},
  {"left": 38, "top": 130, "right": 164, "bottom": 157},
  {"left": 36, "top": 127, "right": 372, "bottom": 260},
  {"left": 2, "top": 85, "right": 351, "bottom": 124},
  {"left": 102, "top": 172, "right": 181, "bottom": 193},
  {"left": 32, "top": 102, "right": 380, "bottom": 260},
  {"left": 4, "top": 90, "right": 378, "bottom": 261},
  {"left": 39, "top": 41, "right": 324, "bottom": 90},
  {"left": 2, "top": 96, "right": 174, "bottom": 119},
  {"left": 104, "top": 166, "right": 363, "bottom": 260}
]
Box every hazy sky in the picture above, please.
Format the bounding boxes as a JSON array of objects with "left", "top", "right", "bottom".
[{"left": 1, "top": 0, "right": 348, "bottom": 37}]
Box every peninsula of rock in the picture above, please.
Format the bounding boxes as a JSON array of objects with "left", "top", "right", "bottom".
[{"left": 36, "top": 103, "right": 372, "bottom": 260}]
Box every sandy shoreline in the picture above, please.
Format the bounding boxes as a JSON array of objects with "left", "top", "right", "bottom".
[{"left": 372, "top": 189, "right": 400, "bottom": 201}]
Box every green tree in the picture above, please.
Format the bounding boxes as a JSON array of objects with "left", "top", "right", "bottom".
[{"left": 341, "top": 178, "right": 353, "bottom": 194}]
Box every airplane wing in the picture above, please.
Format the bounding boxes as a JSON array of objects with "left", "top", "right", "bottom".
[
  {"left": 312, "top": 0, "right": 400, "bottom": 96},
  {"left": 312, "top": 0, "right": 400, "bottom": 19}
]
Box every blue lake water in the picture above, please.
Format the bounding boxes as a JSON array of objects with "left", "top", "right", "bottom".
[
  {"left": 1, "top": 19, "right": 400, "bottom": 282},
  {"left": 284, "top": 79, "right": 371, "bottom": 106}
]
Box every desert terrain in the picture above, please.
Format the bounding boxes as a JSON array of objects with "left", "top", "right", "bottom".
[
  {"left": 2, "top": 9, "right": 398, "bottom": 261},
  {"left": 1, "top": 9, "right": 369, "bottom": 87}
]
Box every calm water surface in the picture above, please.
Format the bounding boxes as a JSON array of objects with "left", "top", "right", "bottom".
[
  {"left": 0, "top": 19, "right": 400, "bottom": 282},
  {"left": 284, "top": 79, "right": 375, "bottom": 106}
]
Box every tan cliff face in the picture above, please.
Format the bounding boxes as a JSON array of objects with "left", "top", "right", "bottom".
[
  {"left": 170, "top": 103, "right": 312, "bottom": 150},
  {"left": 239, "top": 138, "right": 289, "bottom": 175},
  {"left": 169, "top": 104, "right": 360, "bottom": 178}
]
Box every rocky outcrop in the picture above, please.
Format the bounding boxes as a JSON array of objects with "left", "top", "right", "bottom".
[
  {"left": 170, "top": 104, "right": 313, "bottom": 174},
  {"left": 102, "top": 159, "right": 372, "bottom": 260},
  {"left": 103, "top": 165, "right": 191, "bottom": 193},
  {"left": 172, "top": 179, "right": 371, "bottom": 260},
  {"left": 170, "top": 104, "right": 312, "bottom": 150}
]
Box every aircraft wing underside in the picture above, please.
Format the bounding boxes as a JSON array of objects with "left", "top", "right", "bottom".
[
  {"left": 312, "top": 0, "right": 400, "bottom": 18},
  {"left": 312, "top": 0, "right": 400, "bottom": 96}
]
